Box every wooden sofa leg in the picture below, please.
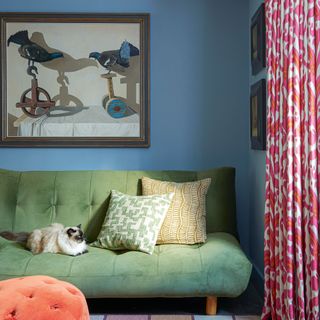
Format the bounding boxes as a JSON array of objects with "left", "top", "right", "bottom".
[{"left": 206, "top": 296, "right": 217, "bottom": 315}]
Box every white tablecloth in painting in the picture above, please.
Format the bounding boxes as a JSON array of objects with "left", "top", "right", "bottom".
[{"left": 17, "top": 106, "right": 140, "bottom": 137}]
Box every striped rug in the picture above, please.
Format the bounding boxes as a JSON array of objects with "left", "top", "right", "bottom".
[{"left": 90, "top": 315, "right": 260, "bottom": 320}]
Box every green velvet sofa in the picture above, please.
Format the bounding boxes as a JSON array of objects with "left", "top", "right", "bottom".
[{"left": 0, "top": 167, "right": 251, "bottom": 314}]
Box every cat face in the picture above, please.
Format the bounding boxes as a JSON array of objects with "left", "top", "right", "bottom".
[{"left": 66, "top": 224, "right": 86, "bottom": 243}]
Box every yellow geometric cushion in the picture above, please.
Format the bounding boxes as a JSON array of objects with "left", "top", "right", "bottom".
[{"left": 142, "top": 177, "right": 211, "bottom": 244}]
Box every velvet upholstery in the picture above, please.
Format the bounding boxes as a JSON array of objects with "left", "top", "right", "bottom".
[
  {"left": 0, "top": 168, "right": 237, "bottom": 242},
  {"left": 0, "top": 275, "right": 89, "bottom": 320},
  {"left": 0, "top": 233, "right": 251, "bottom": 298},
  {"left": 0, "top": 167, "right": 250, "bottom": 298}
]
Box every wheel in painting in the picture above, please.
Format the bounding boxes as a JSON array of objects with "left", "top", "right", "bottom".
[
  {"left": 107, "top": 99, "right": 128, "bottom": 118},
  {"left": 20, "top": 87, "right": 52, "bottom": 118}
]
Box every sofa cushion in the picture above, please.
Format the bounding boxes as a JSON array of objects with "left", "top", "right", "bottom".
[
  {"left": 91, "top": 190, "right": 174, "bottom": 254},
  {"left": 0, "top": 233, "right": 251, "bottom": 298},
  {"left": 142, "top": 177, "right": 211, "bottom": 244},
  {"left": 0, "top": 168, "right": 238, "bottom": 242}
]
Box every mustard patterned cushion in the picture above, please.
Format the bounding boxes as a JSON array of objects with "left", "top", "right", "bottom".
[
  {"left": 91, "top": 190, "right": 174, "bottom": 254},
  {"left": 142, "top": 177, "right": 211, "bottom": 244}
]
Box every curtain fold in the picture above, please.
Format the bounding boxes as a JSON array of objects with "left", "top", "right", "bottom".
[{"left": 263, "top": 0, "right": 320, "bottom": 319}]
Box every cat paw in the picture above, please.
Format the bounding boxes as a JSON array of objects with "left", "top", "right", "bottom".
[{"left": 74, "top": 249, "right": 88, "bottom": 256}]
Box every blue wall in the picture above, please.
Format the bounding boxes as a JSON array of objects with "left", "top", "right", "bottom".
[
  {"left": 249, "top": 0, "right": 266, "bottom": 289},
  {"left": 0, "top": 0, "right": 250, "bottom": 253}
]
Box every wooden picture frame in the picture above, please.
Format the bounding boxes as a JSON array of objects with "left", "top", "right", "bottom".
[
  {"left": 250, "top": 79, "right": 266, "bottom": 150},
  {"left": 0, "top": 12, "right": 150, "bottom": 147},
  {"left": 251, "top": 4, "right": 265, "bottom": 75}
]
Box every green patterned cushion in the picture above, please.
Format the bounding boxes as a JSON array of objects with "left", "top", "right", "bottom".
[{"left": 91, "top": 190, "right": 174, "bottom": 254}]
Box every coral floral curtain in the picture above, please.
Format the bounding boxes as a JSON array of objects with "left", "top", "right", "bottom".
[{"left": 263, "top": 0, "right": 320, "bottom": 319}]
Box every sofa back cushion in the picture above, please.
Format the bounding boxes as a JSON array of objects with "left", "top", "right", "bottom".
[{"left": 0, "top": 167, "right": 237, "bottom": 242}]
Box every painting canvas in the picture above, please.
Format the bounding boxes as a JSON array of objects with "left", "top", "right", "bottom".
[
  {"left": 250, "top": 79, "right": 266, "bottom": 150},
  {"left": 251, "top": 95, "right": 258, "bottom": 138},
  {"left": 0, "top": 13, "right": 150, "bottom": 147},
  {"left": 251, "top": 24, "right": 258, "bottom": 61}
]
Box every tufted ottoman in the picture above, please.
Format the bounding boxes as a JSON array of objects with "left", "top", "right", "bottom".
[{"left": 0, "top": 275, "right": 90, "bottom": 320}]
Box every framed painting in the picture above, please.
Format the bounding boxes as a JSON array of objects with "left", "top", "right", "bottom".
[
  {"left": 251, "top": 4, "right": 265, "bottom": 75},
  {"left": 0, "top": 12, "right": 150, "bottom": 147},
  {"left": 250, "top": 79, "right": 266, "bottom": 150}
]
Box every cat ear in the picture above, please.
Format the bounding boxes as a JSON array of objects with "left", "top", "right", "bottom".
[
  {"left": 67, "top": 228, "right": 76, "bottom": 237},
  {"left": 77, "top": 224, "right": 82, "bottom": 229}
]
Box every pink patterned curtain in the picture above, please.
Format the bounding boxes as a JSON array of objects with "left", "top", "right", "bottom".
[{"left": 263, "top": 0, "right": 320, "bottom": 319}]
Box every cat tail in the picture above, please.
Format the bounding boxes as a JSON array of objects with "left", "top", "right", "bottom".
[{"left": 0, "top": 231, "right": 30, "bottom": 243}]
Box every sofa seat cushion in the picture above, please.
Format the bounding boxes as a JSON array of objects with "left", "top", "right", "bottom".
[{"left": 0, "top": 233, "right": 251, "bottom": 298}]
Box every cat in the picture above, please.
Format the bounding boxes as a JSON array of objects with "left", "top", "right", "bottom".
[{"left": 0, "top": 223, "right": 87, "bottom": 256}]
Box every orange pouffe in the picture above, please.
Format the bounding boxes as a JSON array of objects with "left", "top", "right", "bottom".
[{"left": 0, "top": 275, "right": 90, "bottom": 320}]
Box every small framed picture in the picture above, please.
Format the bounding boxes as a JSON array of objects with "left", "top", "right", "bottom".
[
  {"left": 251, "top": 4, "right": 265, "bottom": 75},
  {"left": 250, "top": 79, "right": 266, "bottom": 150}
]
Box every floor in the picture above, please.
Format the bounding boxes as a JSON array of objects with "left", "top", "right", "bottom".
[
  {"left": 87, "top": 281, "right": 263, "bottom": 316},
  {"left": 90, "top": 316, "right": 260, "bottom": 320}
]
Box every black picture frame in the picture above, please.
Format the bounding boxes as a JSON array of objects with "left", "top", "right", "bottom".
[
  {"left": 0, "top": 12, "right": 150, "bottom": 148},
  {"left": 250, "top": 79, "right": 266, "bottom": 150},
  {"left": 251, "top": 4, "right": 265, "bottom": 75}
]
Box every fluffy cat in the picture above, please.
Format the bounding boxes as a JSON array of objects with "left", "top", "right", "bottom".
[{"left": 0, "top": 223, "right": 87, "bottom": 256}]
